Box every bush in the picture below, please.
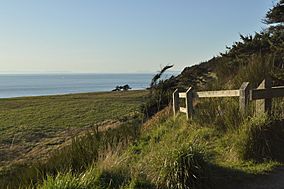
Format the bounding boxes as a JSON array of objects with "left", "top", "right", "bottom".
[
  {"left": 230, "top": 54, "right": 273, "bottom": 89},
  {"left": 233, "top": 114, "right": 284, "bottom": 162},
  {"left": 39, "top": 165, "right": 136, "bottom": 189},
  {"left": 194, "top": 98, "right": 244, "bottom": 132},
  {"left": 158, "top": 144, "right": 210, "bottom": 189}
]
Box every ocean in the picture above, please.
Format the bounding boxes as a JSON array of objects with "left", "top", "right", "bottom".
[{"left": 0, "top": 73, "right": 159, "bottom": 98}]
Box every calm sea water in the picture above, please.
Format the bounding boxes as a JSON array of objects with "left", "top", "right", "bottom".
[{"left": 0, "top": 74, "right": 156, "bottom": 98}]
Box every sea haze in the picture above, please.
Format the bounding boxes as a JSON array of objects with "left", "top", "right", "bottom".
[{"left": 0, "top": 73, "right": 162, "bottom": 98}]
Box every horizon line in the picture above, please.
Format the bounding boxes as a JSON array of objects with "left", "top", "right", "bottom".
[{"left": 0, "top": 71, "right": 181, "bottom": 75}]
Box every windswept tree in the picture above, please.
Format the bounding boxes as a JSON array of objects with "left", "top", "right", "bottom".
[
  {"left": 265, "top": 0, "right": 284, "bottom": 31},
  {"left": 143, "top": 64, "right": 176, "bottom": 117},
  {"left": 150, "top": 64, "right": 174, "bottom": 88}
]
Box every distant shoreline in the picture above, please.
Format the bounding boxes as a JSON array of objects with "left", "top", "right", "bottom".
[
  {"left": 0, "top": 71, "right": 180, "bottom": 75},
  {"left": 0, "top": 73, "right": 157, "bottom": 99},
  {"left": 0, "top": 89, "right": 147, "bottom": 100}
]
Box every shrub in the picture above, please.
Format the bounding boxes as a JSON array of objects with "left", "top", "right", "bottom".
[
  {"left": 194, "top": 98, "right": 244, "bottom": 132},
  {"left": 39, "top": 166, "right": 130, "bottom": 189},
  {"left": 143, "top": 65, "right": 176, "bottom": 118},
  {"left": 233, "top": 114, "right": 284, "bottom": 162},
  {"left": 157, "top": 144, "right": 210, "bottom": 189},
  {"left": 40, "top": 173, "right": 81, "bottom": 189},
  {"left": 230, "top": 54, "right": 273, "bottom": 89}
]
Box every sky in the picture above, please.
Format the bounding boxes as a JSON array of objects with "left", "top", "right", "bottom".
[{"left": 0, "top": 0, "right": 276, "bottom": 73}]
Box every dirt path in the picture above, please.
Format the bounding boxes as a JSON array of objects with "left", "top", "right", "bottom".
[{"left": 234, "top": 167, "right": 284, "bottom": 189}]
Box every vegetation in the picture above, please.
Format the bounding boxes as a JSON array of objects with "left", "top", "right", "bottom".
[
  {"left": 32, "top": 105, "right": 283, "bottom": 189},
  {"left": 0, "top": 90, "right": 147, "bottom": 188},
  {"left": 143, "top": 64, "right": 176, "bottom": 117},
  {"left": 112, "top": 85, "right": 132, "bottom": 91},
  {"left": 1, "top": 1, "right": 284, "bottom": 189}
]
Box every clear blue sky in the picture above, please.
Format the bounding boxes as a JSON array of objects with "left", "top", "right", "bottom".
[{"left": 0, "top": 0, "right": 275, "bottom": 73}]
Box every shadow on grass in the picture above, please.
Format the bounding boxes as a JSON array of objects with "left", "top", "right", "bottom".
[{"left": 209, "top": 164, "right": 253, "bottom": 189}]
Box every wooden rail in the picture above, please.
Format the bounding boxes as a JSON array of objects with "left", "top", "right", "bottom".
[
  {"left": 196, "top": 90, "right": 240, "bottom": 98},
  {"left": 173, "top": 78, "right": 284, "bottom": 120},
  {"left": 250, "top": 86, "right": 284, "bottom": 100},
  {"left": 179, "top": 90, "right": 240, "bottom": 98}
]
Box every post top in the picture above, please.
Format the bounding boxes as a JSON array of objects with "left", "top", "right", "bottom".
[
  {"left": 173, "top": 89, "right": 179, "bottom": 93},
  {"left": 185, "top": 87, "right": 193, "bottom": 94},
  {"left": 240, "top": 82, "right": 250, "bottom": 90}
]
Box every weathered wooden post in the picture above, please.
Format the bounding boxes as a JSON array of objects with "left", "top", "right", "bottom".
[
  {"left": 255, "top": 78, "right": 272, "bottom": 115},
  {"left": 173, "top": 89, "right": 179, "bottom": 117},
  {"left": 239, "top": 82, "right": 250, "bottom": 114},
  {"left": 185, "top": 87, "right": 194, "bottom": 120}
]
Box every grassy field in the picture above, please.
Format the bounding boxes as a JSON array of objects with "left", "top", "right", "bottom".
[
  {"left": 0, "top": 89, "right": 283, "bottom": 188},
  {"left": 32, "top": 104, "right": 284, "bottom": 189},
  {"left": 0, "top": 90, "right": 148, "bottom": 176}
]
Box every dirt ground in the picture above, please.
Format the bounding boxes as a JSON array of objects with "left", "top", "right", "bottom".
[{"left": 232, "top": 167, "right": 284, "bottom": 189}]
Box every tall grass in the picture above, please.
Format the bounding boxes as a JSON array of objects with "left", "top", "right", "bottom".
[
  {"left": 39, "top": 166, "right": 154, "bottom": 189},
  {"left": 232, "top": 114, "right": 284, "bottom": 162},
  {"left": 0, "top": 119, "right": 141, "bottom": 189},
  {"left": 193, "top": 97, "right": 251, "bottom": 133},
  {"left": 39, "top": 166, "right": 129, "bottom": 189},
  {"left": 28, "top": 103, "right": 284, "bottom": 189},
  {"left": 229, "top": 54, "right": 274, "bottom": 89},
  {"left": 158, "top": 144, "right": 210, "bottom": 189}
]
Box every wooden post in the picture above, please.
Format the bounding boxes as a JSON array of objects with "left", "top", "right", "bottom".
[
  {"left": 239, "top": 82, "right": 250, "bottom": 114},
  {"left": 265, "top": 77, "right": 272, "bottom": 114},
  {"left": 173, "top": 89, "right": 179, "bottom": 116},
  {"left": 185, "top": 87, "right": 194, "bottom": 120},
  {"left": 255, "top": 78, "right": 272, "bottom": 115}
]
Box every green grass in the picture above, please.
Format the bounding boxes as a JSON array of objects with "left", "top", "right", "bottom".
[
  {"left": 1, "top": 92, "right": 283, "bottom": 189},
  {"left": 36, "top": 102, "right": 283, "bottom": 189},
  {"left": 1, "top": 52, "right": 283, "bottom": 189},
  {"left": 0, "top": 90, "right": 148, "bottom": 188},
  {"left": 0, "top": 90, "right": 147, "bottom": 130}
]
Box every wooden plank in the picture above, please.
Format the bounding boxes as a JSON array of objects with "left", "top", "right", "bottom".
[
  {"left": 173, "top": 89, "right": 179, "bottom": 116},
  {"left": 179, "top": 92, "right": 186, "bottom": 98},
  {"left": 250, "top": 86, "right": 284, "bottom": 100},
  {"left": 196, "top": 90, "right": 239, "bottom": 98},
  {"left": 265, "top": 77, "right": 272, "bottom": 114},
  {"left": 180, "top": 107, "right": 187, "bottom": 113},
  {"left": 239, "top": 82, "right": 250, "bottom": 114}
]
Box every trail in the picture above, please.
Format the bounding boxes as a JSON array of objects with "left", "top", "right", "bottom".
[{"left": 233, "top": 167, "right": 284, "bottom": 189}]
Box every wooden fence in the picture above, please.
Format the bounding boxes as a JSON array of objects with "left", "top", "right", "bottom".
[{"left": 173, "top": 78, "right": 284, "bottom": 120}]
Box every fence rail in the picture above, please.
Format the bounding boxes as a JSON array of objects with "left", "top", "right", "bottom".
[
  {"left": 250, "top": 86, "right": 284, "bottom": 100},
  {"left": 196, "top": 90, "right": 240, "bottom": 98},
  {"left": 173, "top": 78, "right": 284, "bottom": 120}
]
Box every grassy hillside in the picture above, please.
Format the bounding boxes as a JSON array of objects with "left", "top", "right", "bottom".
[
  {"left": 25, "top": 52, "right": 283, "bottom": 188},
  {"left": 1, "top": 61, "right": 283, "bottom": 189},
  {"left": 34, "top": 105, "right": 284, "bottom": 189},
  {"left": 0, "top": 90, "right": 148, "bottom": 188},
  {"left": 2, "top": 82, "right": 282, "bottom": 189}
]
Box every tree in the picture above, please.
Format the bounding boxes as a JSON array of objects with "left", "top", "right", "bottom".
[
  {"left": 265, "top": 0, "right": 284, "bottom": 30},
  {"left": 122, "top": 84, "right": 131, "bottom": 91},
  {"left": 112, "top": 84, "right": 131, "bottom": 91},
  {"left": 150, "top": 64, "right": 174, "bottom": 88},
  {"left": 143, "top": 65, "right": 176, "bottom": 116}
]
